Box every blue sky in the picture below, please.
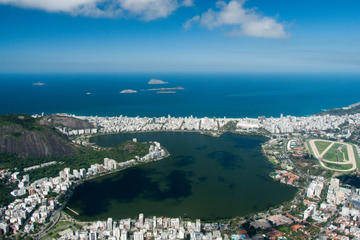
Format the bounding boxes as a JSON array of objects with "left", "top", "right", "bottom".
[{"left": 0, "top": 0, "right": 359, "bottom": 73}]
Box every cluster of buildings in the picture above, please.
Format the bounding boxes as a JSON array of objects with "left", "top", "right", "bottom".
[
  {"left": 57, "top": 127, "right": 98, "bottom": 136},
  {"left": 244, "top": 177, "right": 360, "bottom": 239},
  {"left": 139, "top": 142, "right": 166, "bottom": 162},
  {"left": 1, "top": 171, "right": 62, "bottom": 234},
  {"left": 82, "top": 115, "right": 258, "bottom": 133},
  {"left": 303, "top": 178, "right": 360, "bottom": 239},
  {"left": 0, "top": 142, "right": 167, "bottom": 237},
  {"left": 251, "top": 214, "right": 294, "bottom": 230},
  {"left": 58, "top": 214, "right": 220, "bottom": 240},
  {"left": 0, "top": 169, "right": 13, "bottom": 183},
  {"left": 262, "top": 136, "right": 296, "bottom": 171},
  {"left": 262, "top": 113, "right": 360, "bottom": 134},
  {"left": 23, "top": 161, "right": 58, "bottom": 172},
  {"left": 52, "top": 112, "right": 360, "bottom": 137},
  {"left": 82, "top": 115, "right": 223, "bottom": 133},
  {"left": 306, "top": 176, "right": 324, "bottom": 200},
  {"left": 272, "top": 170, "right": 299, "bottom": 186},
  {"left": 10, "top": 174, "right": 30, "bottom": 197}
]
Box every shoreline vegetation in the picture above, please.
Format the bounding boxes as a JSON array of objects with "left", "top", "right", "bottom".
[{"left": 0, "top": 140, "right": 152, "bottom": 183}]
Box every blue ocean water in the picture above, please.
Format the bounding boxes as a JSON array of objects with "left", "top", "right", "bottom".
[{"left": 0, "top": 73, "right": 359, "bottom": 118}]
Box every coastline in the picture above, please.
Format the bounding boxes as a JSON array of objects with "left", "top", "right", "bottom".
[
  {"left": 43, "top": 105, "right": 360, "bottom": 224},
  {"left": 2, "top": 101, "right": 360, "bottom": 239}
]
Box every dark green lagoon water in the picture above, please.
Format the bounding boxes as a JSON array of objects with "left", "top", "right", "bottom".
[{"left": 66, "top": 132, "right": 296, "bottom": 221}]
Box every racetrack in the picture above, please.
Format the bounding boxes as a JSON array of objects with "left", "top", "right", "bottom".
[{"left": 309, "top": 139, "right": 356, "bottom": 172}]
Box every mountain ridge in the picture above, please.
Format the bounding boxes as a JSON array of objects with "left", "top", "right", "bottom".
[{"left": 0, "top": 114, "right": 76, "bottom": 158}]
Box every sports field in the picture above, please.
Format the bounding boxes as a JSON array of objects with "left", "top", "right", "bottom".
[
  {"left": 314, "top": 141, "right": 332, "bottom": 155},
  {"left": 308, "top": 139, "right": 357, "bottom": 172},
  {"left": 322, "top": 143, "right": 347, "bottom": 162}
]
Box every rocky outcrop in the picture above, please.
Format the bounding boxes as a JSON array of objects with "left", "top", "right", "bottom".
[
  {"left": 0, "top": 115, "right": 76, "bottom": 158},
  {"left": 40, "top": 114, "right": 95, "bottom": 130}
]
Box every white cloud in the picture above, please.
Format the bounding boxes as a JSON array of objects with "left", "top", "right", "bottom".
[
  {"left": 119, "top": 0, "right": 178, "bottom": 20},
  {"left": 0, "top": 0, "right": 98, "bottom": 12},
  {"left": 182, "top": 0, "right": 194, "bottom": 7},
  {"left": 183, "top": 15, "right": 199, "bottom": 30},
  {"left": 0, "top": 0, "right": 182, "bottom": 20},
  {"left": 185, "top": 0, "right": 288, "bottom": 38},
  {"left": 242, "top": 17, "right": 286, "bottom": 38}
]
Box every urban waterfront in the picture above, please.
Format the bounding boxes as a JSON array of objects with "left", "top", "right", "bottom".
[{"left": 66, "top": 132, "right": 296, "bottom": 221}]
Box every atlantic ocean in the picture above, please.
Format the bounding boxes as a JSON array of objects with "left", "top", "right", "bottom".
[{"left": 1, "top": 73, "right": 359, "bottom": 117}]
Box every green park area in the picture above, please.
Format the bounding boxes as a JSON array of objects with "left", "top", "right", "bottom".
[
  {"left": 322, "top": 143, "right": 348, "bottom": 162},
  {"left": 306, "top": 140, "right": 315, "bottom": 157},
  {"left": 40, "top": 220, "right": 80, "bottom": 240},
  {"left": 314, "top": 140, "right": 331, "bottom": 155},
  {"left": 353, "top": 144, "right": 360, "bottom": 170},
  {"left": 323, "top": 162, "right": 353, "bottom": 171},
  {"left": 308, "top": 139, "right": 357, "bottom": 171}
]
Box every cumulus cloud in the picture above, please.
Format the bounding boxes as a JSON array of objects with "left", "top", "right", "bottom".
[
  {"left": 0, "top": 0, "right": 188, "bottom": 20},
  {"left": 0, "top": 0, "right": 100, "bottom": 13},
  {"left": 185, "top": 0, "right": 288, "bottom": 38},
  {"left": 182, "top": 0, "right": 194, "bottom": 7},
  {"left": 183, "top": 15, "right": 200, "bottom": 30},
  {"left": 119, "top": 0, "right": 178, "bottom": 20},
  {"left": 241, "top": 17, "right": 287, "bottom": 38}
]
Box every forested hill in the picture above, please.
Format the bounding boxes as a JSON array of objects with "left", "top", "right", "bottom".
[
  {"left": 40, "top": 114, "right": 95, "bottom": 130},
  {"left": 317, "top": 102, "right": 360, "bottom": 116},
  {"left": 0, "top": 114, "right": 76, "bottom": 158}
]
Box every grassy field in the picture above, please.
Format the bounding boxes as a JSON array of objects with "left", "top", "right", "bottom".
[
  {"left": 352, "top": 144, "right": 360, "bottom": 170},
  {"left": 322, "top": 143, "right": 347, "bottom": 162},
  {"left": 306, "top": 140, "right": 315, "bottom": 157},
  {"left": 314, "top": 140, "right": 331, "bottom": 155},
  {"left": 341, "top": 145, "right": 349, "bottom": 160},
  {"left": 323, "top": 162, "right": 353, "bottom": 171}
]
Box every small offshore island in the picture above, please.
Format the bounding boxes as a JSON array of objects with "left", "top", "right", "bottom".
[{"left": 0, "top": 103, "right": 360, "bottom": 240}]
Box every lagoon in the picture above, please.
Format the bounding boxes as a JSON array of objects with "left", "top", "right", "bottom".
[{"left": 66, "top": 132, "right": 296, "bottom": 221}]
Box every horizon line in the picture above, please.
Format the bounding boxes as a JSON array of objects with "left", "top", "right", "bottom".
[{"left": 1, "top": 71, "right": 360, "bottom": 75}]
